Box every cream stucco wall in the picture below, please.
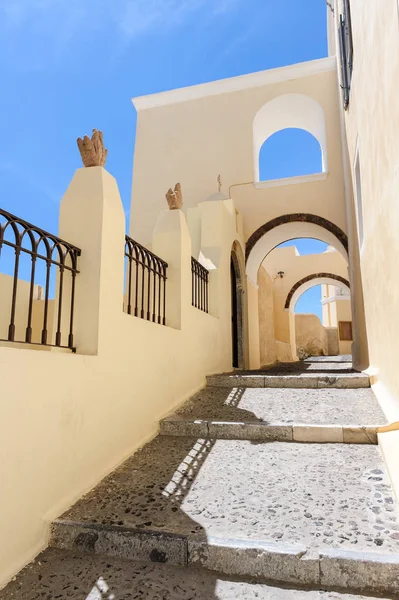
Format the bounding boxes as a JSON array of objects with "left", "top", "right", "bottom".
[
  {"left": 333, "top": 0, "right": 399, "bottom": 495},
  {"left": 0, "top": 168, "right": 245, "bottom": 588},
  {"left": 337, "top": 0, "right": 399, "bottom": 394},
  {"left": 257, "top": 266, "right": 276, "bottom": 366},
  {"left": 131, "top": 58, "right": 347, "bottom": 249}
]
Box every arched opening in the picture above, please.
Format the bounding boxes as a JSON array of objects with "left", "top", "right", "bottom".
[
  {"left": 259, "top": 128, "right": 323, "bottom": 182},
  {"left": 252, "top": 234, "right": 351, "bottom": 368},
  {"left": 285, "top": 273, "right": 350, "bottom": 311},
  {"left": 231, "top": 243, "right": 245, "bottom": 369},
  {"left": 253, "top": 93, "right": 328, "bottom": 182},
  {"left": 288, "top": 276, "right": 352, "bottom": 359},
  {"left": 245, "top": 214, "right": 349, "bottom": 286}
]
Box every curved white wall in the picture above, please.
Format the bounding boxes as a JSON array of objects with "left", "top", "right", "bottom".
[{"left": 253, "top": 93, "right": 328, "bottom": 181}]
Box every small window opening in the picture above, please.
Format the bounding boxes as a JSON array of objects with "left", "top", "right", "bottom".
[
  {"left": 259, "top": 128, "right": 323, "bottom": 182},
  {"left": 339, "top": 321, "right": 353, "bottom": 341}
]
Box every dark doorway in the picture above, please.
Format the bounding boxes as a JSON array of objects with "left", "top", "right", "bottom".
[{"left": 231, "top": 257, "right": 239, "bottom": 368}]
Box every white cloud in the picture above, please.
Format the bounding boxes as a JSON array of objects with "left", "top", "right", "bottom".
[
  {"left": 0, "top": 0, "right": 241, "bottom": 71},
  {"left": 0, "top": 0, "right": 241, "bottom": 40},
  {"left": 117, "top": 0, "right": 241, "bottom": 37}
]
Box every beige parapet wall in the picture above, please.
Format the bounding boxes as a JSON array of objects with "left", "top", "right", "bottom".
[
  {"left": 0, "top": 167, "right": 245, "bottom": 588},
  {"left": 0, "top": 275, "right": 45, "bottom": 342}
]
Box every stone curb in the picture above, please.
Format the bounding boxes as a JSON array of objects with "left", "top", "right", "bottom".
[
  {"left": 50, "top": 520, "right": 188, "bottom": 566},
  {"left": 206, "top": 374, "right": 371, "bottom": 389},
  {"left": 160, "top": 418, "right": 378, "bottom": 444},
  {"left": 188, "top": 536, "right": 319, "bottom": 586},
  {"left": 49, "top": 521, "right": 399, "bottom": 595},
  {"left": 320, "top": 548, "right": 399, "bottom": 596}
]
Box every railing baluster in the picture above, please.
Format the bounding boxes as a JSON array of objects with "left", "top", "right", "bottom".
[
  {"left": 146, "top": 255, "right": 152, "bottom": 321},
  {"left": 127, "top": 249, "right": 133, "bottom": 315},
  {"left": 25, "top": 253, "right": 37, "bottom": 343},
  {"left": 202, "top": 271, "right": 205, "bottom": 311},
  {"left": 162, "top": 264, "right": 167, "bottom": 326},
  {"left": 41, "top": 259, "right": 51, "bottom": 345},
  {"left": 8, "top": 246, "right": 21, "bottom": 342},
  {"left": 134, "top": 248, "right": 139, "bottom": 317},
  {"left": 205, "top": 271, "right": 209, "bottom": 313},
  {"left": 152, "top": 259, "right": 158, "bottom": 323},
  {"left": 55, "top": 265, "right": 65, "bottom": 347},
  {"left": 68, "top": 270, "right": 77, "bottom": 349},
  {"left": 124, "top": 235, "right": 168, "bottom": 326},
  {"left": 157, "top": 265, "right": 162, "bottom": 325},
  {"left": 140, "top": 249, "right": 146, "bottom": 319}
]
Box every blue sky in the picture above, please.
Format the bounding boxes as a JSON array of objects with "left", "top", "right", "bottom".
[{"left": 0, "top": 0, "right": 328, "bottom": 315}]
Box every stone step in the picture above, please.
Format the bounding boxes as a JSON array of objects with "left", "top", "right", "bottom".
[
  {"left": 162, "top": 386, "right": 385, "bottom": 443},
  {"left": 160, "top": 418, "right": 379, "bottom": 443},
  {"left": 206, "top": 373, "right": 370, "bottom": 389},
  {"left": 248, "top": 359, "right": 355, "bottom": 374},
  {"left": 0, "top": 548, "right": 391, "bottom": 600},
  {"left": 50, "top": 436, "right": 399, "bottom": 595}
]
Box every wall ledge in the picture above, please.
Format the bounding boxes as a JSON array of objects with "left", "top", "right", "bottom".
[{"left": 254, "top": 172, "right": 328, "bottom": 190}]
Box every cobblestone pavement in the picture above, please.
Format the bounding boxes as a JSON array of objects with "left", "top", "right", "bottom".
[
  {"left": 59, "top": 437, "right": 399, "bottom": 553},
  {"left": 1, "top": 548, "right": 394, "bottom": 599},
  {"left": 174, "top": 387, "right": 386, "bottom": 425}
]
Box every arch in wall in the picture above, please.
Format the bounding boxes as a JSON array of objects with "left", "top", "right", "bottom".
[
  {"left": 253, "top": 93, "right": 327, "bottom": 182},
  {"left": 286, "top": 274, "right": 350, "bottom": 312},
  {"left": 245, "top": 214, "right": 349, "bottom": 286},
  {"left": 258, "top": 128, "right": 323, "bottom": 181},
  {"left": 231, "top": 240, "right": 246, "bottom": 369}
]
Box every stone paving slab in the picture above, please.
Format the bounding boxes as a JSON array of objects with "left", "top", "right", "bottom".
[
  {"left": 54, "top": 437, "right": 399, "bottom": 555},
  {"left": 1, "top": 548, "right": 392, "bottom": 600},
  {"left": 207, "top": 373, "right": 370, "bottom": 389},
  {"left": 173, "top": 387, "right": 386, "bottom": 426}
]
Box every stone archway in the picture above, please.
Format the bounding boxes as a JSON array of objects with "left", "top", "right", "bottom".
[
  {"left": 245, "top": 214, "right": 349, "bottom": 287},
  {"left": 246, "top": 213, "right": 349, "bottom": 260},
  {"left": 285, "top": 273, "right": 350, "bottom": 310}
]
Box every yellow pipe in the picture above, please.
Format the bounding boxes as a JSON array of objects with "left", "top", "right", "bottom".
[{"left": 378, "top": 422, "right": 399, "bottom": 434}]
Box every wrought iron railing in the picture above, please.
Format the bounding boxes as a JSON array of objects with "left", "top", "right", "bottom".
[
  {"left": 124, "top": 236, "right": 167, "bottom": 325},
  {"left": 191, "top": 257, "right": 209, "bottom": 313},
  {"left": 0, "top": 208, "right": 80, "bottom": 350}
]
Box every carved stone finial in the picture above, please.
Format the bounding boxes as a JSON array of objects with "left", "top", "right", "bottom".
[
  {"left": 77, "top": 129, "right": 108, "bottom": 168},
  {"left": 217, "top": 174, "right": 222, "bottom": 193},
  {"left": 165, "top": 183, "right": 183, "bottom": 210}
]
